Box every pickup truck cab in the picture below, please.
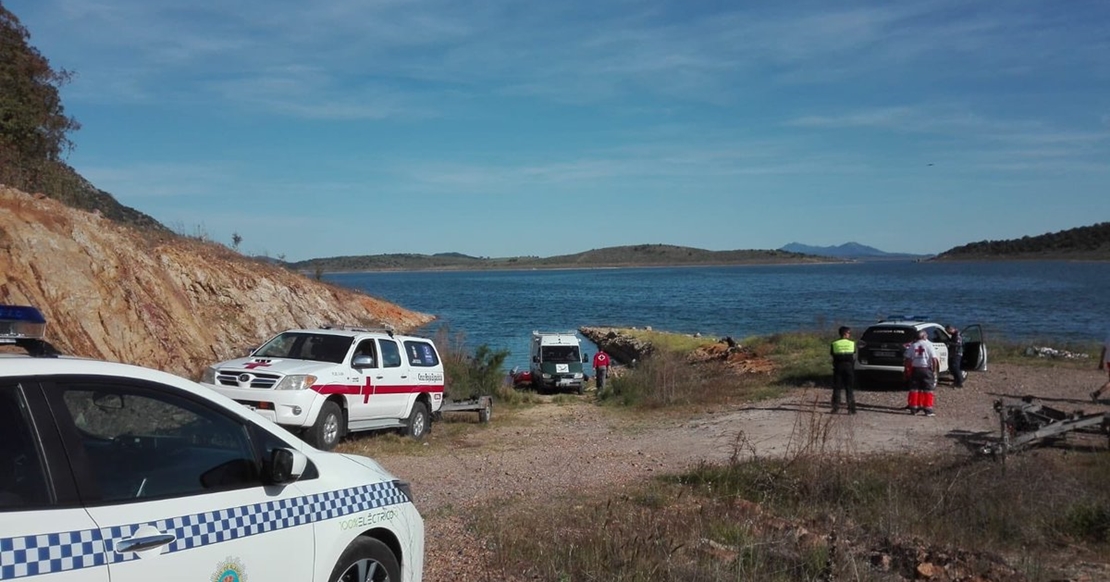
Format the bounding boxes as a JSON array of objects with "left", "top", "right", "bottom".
[{"left": 202, "top": 326, "right": 444, "bottom": 451}]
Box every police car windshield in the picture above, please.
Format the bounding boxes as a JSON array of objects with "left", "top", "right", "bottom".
[{"left": 254, "top": 332, "right": 353, "bottom": 364}]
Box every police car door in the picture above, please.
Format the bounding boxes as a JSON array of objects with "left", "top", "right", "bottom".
[
  {"left": 46, "top": 377, "right": 314, "bottom": 582},
  {"left": 961, "top": 324, "right": 988, "bottom": 372},
  {"left": 1, "top": 382, "right": 108, "bottom": 582},
  {"left": 927, "top": 326, "right": 949, "bottom": 371}
]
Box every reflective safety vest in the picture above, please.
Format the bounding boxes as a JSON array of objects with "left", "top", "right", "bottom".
[{"left": 831, "top": 338, "right": 855, "bottom": 361}]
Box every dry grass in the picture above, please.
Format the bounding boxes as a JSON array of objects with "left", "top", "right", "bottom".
[{"left": 470, "top": 401, "right": 1110, "bottom": 581}]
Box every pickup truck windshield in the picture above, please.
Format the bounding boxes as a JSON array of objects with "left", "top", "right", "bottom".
[{"left": 254, "top": 332, "right": 353, "bottom": 364}]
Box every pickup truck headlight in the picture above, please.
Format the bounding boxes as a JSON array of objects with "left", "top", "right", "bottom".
[
  {"left": 274, "top": 374, "right": 318, "bottom": 391},
  {"left": 200, "top": 367, "right": 217, "bottom": 384}
]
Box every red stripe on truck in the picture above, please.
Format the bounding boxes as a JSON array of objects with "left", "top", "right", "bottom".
[{"left": 310, "top": 383, "right": 445, "bottom": 395}]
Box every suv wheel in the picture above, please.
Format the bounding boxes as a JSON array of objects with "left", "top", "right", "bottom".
[
  {"left": 404, "top": 401, "right": 430, "bottom": 440},
  {"left": 307, "top": 401, "right": 343, "bottom": 451},
  {"left": 330, "top": 537, "right": 400, "bottom": 582}
]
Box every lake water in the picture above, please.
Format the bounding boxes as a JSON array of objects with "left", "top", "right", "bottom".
[{"left": 328, "top": 261, "right": 1110, "bottom": 371}]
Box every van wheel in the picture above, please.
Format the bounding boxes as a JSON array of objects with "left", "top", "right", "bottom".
[
  {"left": 306, "top": 401, "right": 343, "bottom": 451},
  {"left": 329, "top": 537, "right": 400, "bottom": 582},
  {"left": 405, "top": 401, "right": 430, "bottom": 440}
]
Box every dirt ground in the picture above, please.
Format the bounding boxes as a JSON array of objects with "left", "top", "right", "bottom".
[{"left": 367, "top": 362, "right": 1110, "bottom": 581}]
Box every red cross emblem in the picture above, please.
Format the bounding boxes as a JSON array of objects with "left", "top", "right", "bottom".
[
  {"left": 915, "top": 345, "right": 926, "bottom": 356},
  {"left": 244, "top": 361, "right": 271, "bottom": 370}
]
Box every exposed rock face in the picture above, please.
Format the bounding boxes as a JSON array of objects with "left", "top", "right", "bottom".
[
  {"left": 579, "top": 326, "right": 655, "bottom": 365},
  {"left": 0, "top": 186, "right": 433, "bottom": 379},
  {"left": 580, "top": 326, "right": 775, "bottom": 374}
]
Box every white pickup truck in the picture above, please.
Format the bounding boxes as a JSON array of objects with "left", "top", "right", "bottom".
[{"left": 202, "top": 326, "right": 444, "bottom": 450}]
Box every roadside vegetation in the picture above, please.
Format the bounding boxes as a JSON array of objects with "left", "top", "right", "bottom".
[
  {"left": 475, "top": 413, "right": 1110, "bottom": 581},
  {"left": 470, "top": 329, "right": 1108, "bottom": 581}
]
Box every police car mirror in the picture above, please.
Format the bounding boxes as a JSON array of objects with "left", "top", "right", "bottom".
[{"left": 266, "top": 448, "right": 306, "bottom": 485}]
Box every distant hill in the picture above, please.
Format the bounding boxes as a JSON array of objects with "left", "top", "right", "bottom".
[
  {"left": 936, "top": 222, "right": 1110, "bottom": 260},
  {"left": 290, "top": 244, "right": 836, "bottom": 273},
  {"left": 780, "top": 242, "right": 929, "bottom": 260}
]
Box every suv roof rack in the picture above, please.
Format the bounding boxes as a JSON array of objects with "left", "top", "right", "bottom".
[
  {"left": 0, "top": 304, "right": 61, "bottom": 357},
  {"left": 319, "top": 324, "right": 396, "bottom": 337},
  {"left": 532, "top": 330, "right": 577, "bottom": 336}
]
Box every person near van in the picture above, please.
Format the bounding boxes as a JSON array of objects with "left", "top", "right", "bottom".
[
  {"left": 1091, "top": 332, "right": 1110, "bottom": 402},
  {"left": 593, "top": 349, "right": 611, "bottom": 391},
  {"left": 905, "top": 330, "right": 939, "bottom": 416},
  {"left": 829, "top": 326, "right": 857, "bottom": 414},
  {"left": 945, "top": 325, "right": 964, "bottom": 388}
]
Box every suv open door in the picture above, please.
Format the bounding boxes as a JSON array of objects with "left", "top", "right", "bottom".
[{"left": 961, "top": 324, "right": 988, "bottom": 373}]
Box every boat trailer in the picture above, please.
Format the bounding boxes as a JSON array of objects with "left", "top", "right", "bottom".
[{"left": 984, "top": 396, "right": 1110, "bottom": 457}]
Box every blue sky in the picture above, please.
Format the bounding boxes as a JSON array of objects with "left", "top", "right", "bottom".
[{"left": 8, "top": 0, "right": 1109, "bottom": 261}]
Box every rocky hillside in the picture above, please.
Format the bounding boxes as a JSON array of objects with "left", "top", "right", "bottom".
[{"left": 0, "top": 186, "right": 433, "bottom": 379}]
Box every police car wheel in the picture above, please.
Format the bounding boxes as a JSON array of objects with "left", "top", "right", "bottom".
[
  {"left": 330, "top": 537, "right": 400, "bottom": 582},
  {"left": 308, "top": 401, "right": 343, "bottom": 451},
  {"left": 405, "top": 401, "right": 429, "bottom": 440}
]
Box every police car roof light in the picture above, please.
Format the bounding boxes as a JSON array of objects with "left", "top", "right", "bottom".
[
  {"left": 883, "top": 314, "right": 929, "bottom": 322},
  {"left": 0, "top": 304, "right": 47, "bottom": 342}
]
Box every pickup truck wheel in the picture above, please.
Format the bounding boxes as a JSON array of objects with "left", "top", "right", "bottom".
[
  {"left": 307, "top": 401, "right": 343, "bottom": 451},
  {"left": 405, "top": 401, "right": 430, "bottom": 440},
  {"left": 478, "top": 400, "right": 492, "bottom": 423},
  {"left": 329, "top": 537, "right": 400, "bottom": 582}
]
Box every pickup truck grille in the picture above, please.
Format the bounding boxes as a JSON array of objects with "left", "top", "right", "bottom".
[{"left": 215, "top": 370, "right": 281, "bottom": 389}]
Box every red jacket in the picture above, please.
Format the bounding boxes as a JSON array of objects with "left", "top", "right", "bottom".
[{"left": 593, "top": 351, "right": 610, "bottom": 368}]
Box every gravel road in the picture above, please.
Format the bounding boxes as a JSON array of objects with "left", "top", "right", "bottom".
[{"left": 365, "top": 361, "right": 1108, "bottom": 582}]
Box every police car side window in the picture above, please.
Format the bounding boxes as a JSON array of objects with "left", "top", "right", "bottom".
[
  {"left": 0, "top": 385, "right": 51, "bottom": 510},
  {"left": 380, "top": 339, "right": 402, "bottom": 368},
  {"left": 59, "top": 383, "right": 259, "bottom": 503}
]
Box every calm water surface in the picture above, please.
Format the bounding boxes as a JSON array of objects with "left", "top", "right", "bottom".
[{"left": 328, "top": 261, "right": 1109, "bottom": 370}]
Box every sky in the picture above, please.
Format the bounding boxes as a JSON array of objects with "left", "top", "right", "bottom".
[{"left": 7, "top": 0, "right": 1110, "bottom": 261}]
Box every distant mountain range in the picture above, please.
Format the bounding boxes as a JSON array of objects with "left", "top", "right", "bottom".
[
  {"left": 779, "top": 242, "right": 932, "bottom": 260},
  {"left": 288, "top": 244, "right": 830, "bottom": 273}
]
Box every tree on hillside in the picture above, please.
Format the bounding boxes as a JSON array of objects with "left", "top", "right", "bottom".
[{"left": 0, "top": 2, "right": 81, "bottom": 191}]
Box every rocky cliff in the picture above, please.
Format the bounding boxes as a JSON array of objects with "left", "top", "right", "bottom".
[{"left": 0, "top": 186, "right": 433, "bottom": 379}]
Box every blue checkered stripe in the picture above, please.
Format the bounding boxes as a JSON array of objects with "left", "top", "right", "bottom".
[
  {"left": 1, "top": 481, "right": 407, "bottom": 579},
  {"left": 0, "top": 529, "right": 105, "bottom": 580}
]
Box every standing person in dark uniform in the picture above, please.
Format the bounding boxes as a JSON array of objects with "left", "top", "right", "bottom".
[
  {"left": 592, "top": 349, "right": 611, "bottom": 392},
  {"left": 945, "top": 325, "right": 964, "bottom": 387},
  {"left": 830, "top": 326, "right": 857, "bottom": 414}
]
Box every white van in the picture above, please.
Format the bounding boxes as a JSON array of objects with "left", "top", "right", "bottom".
[
  {"left": 529, "top": 330, "right": 588, "bottom": 393},
  {"left": 202, "top": 326, "right": 444, "bottom": 450}
]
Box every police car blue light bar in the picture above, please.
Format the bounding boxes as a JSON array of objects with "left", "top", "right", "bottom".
[
  {"left": 883, "top": 314, "right": 930, "bottom": 322},
  {"left": 0, "top": 304, "right": 47, "bottom": 343}
]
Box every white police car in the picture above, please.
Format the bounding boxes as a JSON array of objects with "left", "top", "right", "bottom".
[
  {"left": 855, "top": 316, "right": 988, "bottom": 385},
  {"left": 0, "top": 306, "right": 424, "bottom": 581}
]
